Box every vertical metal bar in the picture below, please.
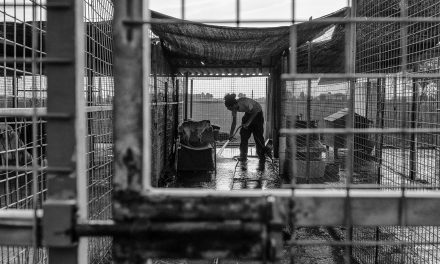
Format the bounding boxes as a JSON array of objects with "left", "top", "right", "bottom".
[
  {"left": 12, "top": 76, "right": 17, "bottom": 108},
  {"left": 374, "top": 226, "right": 380, "bottom": 264},
  {"left": 374, "top": 79, "right": 381, "bottom": 180},
  {"left": 113, "top": 0, "right": 149, "bottom": 189},
  {"left": 164, "top": 81, "right": 168, "bottom": 171},
  {"left": 175, "top": 79, "right": 180, "bottom": 136},
  {"left": 344, "top": 0, "right": 356, "bottom": 263},
  {"left": 365, "top": 79, "right": 371, "bottom": 122},
  {"left": 31, "top": 0, "right": 39, "bottom": 258},
  {"left": 394, "top": 77, "right": 398, "bottom": 130},
  {"left": 409, "top": 79, "right": 417, "bottom": 180},
  {"left": 154, "top": 74, "right": 158, "bottom": 103},
  {"left": 289, "top": 1, "right": 297, "bottom": 264},
  {"left": 184, "top": 73, "right": 189, "bottom": 120},
  {"left": 374, "top": 79, "right": 385, "bottom": 264},
  {"left": 190, "top": 79, "right": 193, "bottom": 119},
  {"left": 45, "top": 0, "right": 86, "bottom": 263},
  {"left": 399, "top": 0, "right": 409, "bottom": 261},
  {"left": 235, "top": 0, "right": 240, "bottom": 27},
  {"left": 306, "top": 41, "right": 312, "bottom": 184},
  {"left": 274, "top": 62, "right": 282, "bottom": 159},
  {"left": 399, "top": 0, "right": 408, "bottom": 191},
  {"left": 289, "top": 0, "right": 298, "bottom": 185},
  {"left": 87, "top": 49, "right": 95, "bottom": 174},
  {"left": 181, "top": 0, "right": 185, "bottom": 20},
  {"left": 289, "top": 3, "right": 297, "bottom": 74}
]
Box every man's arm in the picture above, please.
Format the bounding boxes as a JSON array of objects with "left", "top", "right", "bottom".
[{"left": 229, "top": 111, "right": 237, "bottom": 139}]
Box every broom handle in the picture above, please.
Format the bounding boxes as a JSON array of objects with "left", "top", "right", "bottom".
[
  {"left": 217, "top": 126, "right": 242, "bottom": 156},
  {"left": 231, "top": 125, "right": 242, "bottom": 138}
]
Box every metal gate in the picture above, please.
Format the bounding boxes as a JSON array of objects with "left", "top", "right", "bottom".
[
  {"left": 1, "top": 0, "right": 440, "bottom": 264},
  {"left": 0, "top": 0, "right": 114, "bottom": 263}
]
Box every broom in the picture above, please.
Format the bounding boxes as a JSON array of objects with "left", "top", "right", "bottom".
[{"left": 217, "top": 125, "right": 241, "bottom": 157}]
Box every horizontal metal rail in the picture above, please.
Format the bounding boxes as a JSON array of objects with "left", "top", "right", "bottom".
[
  {"left": 282, "top": 73, "right": 440, "bottom": 80},
  {"left": 85, "top": 105, "right": 113, "bottom": 112},
  {"left": 0, "top": 209, "right": 42, "bottom": 246},
  {"left": 289, "top": 240, "right": 440, "bottom": 247},
  {"left": 140, "top": 189, "right": 440, "bottom": 226},
  {"left": 152, "top": 102, "right": 180, "bottom": 106},
  {"left": 0, "top": 165, "right": 71, "bottom": 173},
  {"left": 0, "top": 57, "right": 73, "bottom": 64},
  {"left": 75, "top": 220, "right": 263, "bottom": 237},
  {"left": 0, "top": 106, "right": 112, "bottom": 117},
  {"left": 283, "top": 184, "right": 440, "bottom": 189},
  {"left": 2, "top": 189, "right": 440, "bottom": 246},
  {"left": 123, "top": 17, "right": 440, "bottom": 26},
  {"left": 0, "top": 107, "right": 47, "bottom": 117},
  {"left": 146, "top": 188, "right": 440, "bottom": 197},
  {"left": 5, "top": 212, "right": 440, "bottom": 247},
  {"left": 0, "top": 3, "right": 70, "bottom": 8},
  {"left": 0, "top": 189, "right": 440, "bottom": 245},
  {"left": 280, "top": 128, "right": 440, "bottom": 135}
]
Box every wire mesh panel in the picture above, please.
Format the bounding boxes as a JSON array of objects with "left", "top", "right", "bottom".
[
  {"left": 280, "top": 0, "right": 440, "bottom": 263},
  {"left": 0, "top": 0, "right": 115, "bottom": 263},
  {"left": 0, "top": 1, "right": 47, "bottom": 263},
  {"left": 83, "top": 0, "right": 114, "bottom": 263},
  {"left": 283, "top": 79, "right": 352, "bottom": 182},
  {"left": 352, "top": 1, "right": 440, "bottom": 263},
  {"left": 149, "top": 35, "right": 184, "bottom": 187}
]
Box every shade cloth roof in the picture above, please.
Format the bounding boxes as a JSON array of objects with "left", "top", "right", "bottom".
[
  {"left": 151, "top": 8, "right": 349, "bottom": 74},
  {"left": 0, "top": 7, "right": 350, "bottom": 76}
]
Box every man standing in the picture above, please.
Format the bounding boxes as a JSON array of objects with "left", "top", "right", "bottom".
[{"left": 224, "top": 93, "right": 269, "bottom": 168}]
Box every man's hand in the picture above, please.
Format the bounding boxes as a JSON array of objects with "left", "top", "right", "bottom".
[
  {"left": 228, "top": 135, "right": 235, "bottom": 141},
  {"left": 242, "top": 123, "right": 250, "bottom": 129}
]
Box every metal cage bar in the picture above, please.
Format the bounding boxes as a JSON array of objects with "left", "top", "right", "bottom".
[{"left": 44, "top": 0, "right": 86, "bottom": 263}]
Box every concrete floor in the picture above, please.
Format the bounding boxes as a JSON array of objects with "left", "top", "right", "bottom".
[{"left": 170, "top": 150, "right": 281, "bottom": 190}]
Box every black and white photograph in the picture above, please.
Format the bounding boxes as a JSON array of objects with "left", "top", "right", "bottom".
[{"left": 1, "top": 0, "right": 440, "bottom": 263}]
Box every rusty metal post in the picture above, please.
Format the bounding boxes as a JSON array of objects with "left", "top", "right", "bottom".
[
  {"left": 45, "top": 0, "right": 87, "bottom": 263},
  {"left": 113, "top": 0, "right": 149, "bottom": 192},
  {"left": 113, "top": 0, "right": 150, "bottom": 262}
]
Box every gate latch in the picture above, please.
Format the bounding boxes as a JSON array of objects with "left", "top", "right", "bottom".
[{"left": 43, "top": 199, "right": 77, "bottom": 247}]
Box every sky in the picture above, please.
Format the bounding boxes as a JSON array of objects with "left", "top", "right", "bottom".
[{"left": 149, "top": 0, "right": 348, "bottom": 27}]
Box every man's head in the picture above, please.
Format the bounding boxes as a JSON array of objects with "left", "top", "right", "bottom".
[{"left": 224, "top": 93, "right": 238, "bottom": 111}]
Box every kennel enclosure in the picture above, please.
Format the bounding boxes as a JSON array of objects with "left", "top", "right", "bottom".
[{"left": 0, "top": 1, "right": 440, "bottom": 264}]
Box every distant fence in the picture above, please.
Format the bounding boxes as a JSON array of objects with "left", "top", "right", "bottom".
[{"left": 191, "top": 99, "right": 267, "bottom": 135}]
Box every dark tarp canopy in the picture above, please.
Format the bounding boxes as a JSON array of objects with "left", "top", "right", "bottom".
[
  {"left": 151, "top": 8, "right": 349, "bottom": 75},
  {"left": 3, "top": 2, "right": 440, "bottom": 76},
  {"left": 0, "top": 7, "right": 352, "bottom": 76}
]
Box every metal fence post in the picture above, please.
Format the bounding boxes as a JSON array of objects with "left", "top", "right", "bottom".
[
  {"left": 113, "top": 0, "right": 150, "bottom": 260},
  {"left": 45, "top": 0, "right": 87, "bottom": 263}
]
